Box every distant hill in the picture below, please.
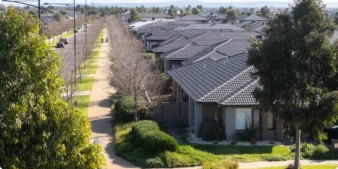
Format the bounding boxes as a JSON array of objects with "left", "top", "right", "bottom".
[{"left": 93, "top": 0, "right": 338, "bottom": 8}]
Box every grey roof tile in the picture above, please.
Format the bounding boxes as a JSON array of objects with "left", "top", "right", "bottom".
[
  {"left": 140, "top": 13, "right": 173, "bottom": 19},
  {"left": 241, "top": 14, "right": 268, "bottom": 21},
  {"left": 179, "top": 15, "right": 208, "bottom": 21},
  {"left": 199, "top": 66, "right": 256, "bottom": 103},
  {"left": 166, "top": 45, "right": 210, "bottom": 59},
  {"left": 175, "top": 24, "right": 245, "bottom": 31},
  {"left": 216, "top": 39, "right": 251, "bottom": 56},
  {"left": 221, "top": 80, "right": 260, "bottom": 106},
  {"left": 181, "top": 46, "right": 216, "bottom": 65},
  {"left": 146, "top": 30, "right": 183, "bottom": 41},
  {"left": 167, "top": 53, "right": 249, "bottom": 101},
  {"left": 192, "top": 31, "right": 255, "bottom": 46},
  {"left": 153, "top": 37, "right": 190, "bottom": 53},
  {"left": 215, "top": 15, "right": 228, "bottom": 20}
]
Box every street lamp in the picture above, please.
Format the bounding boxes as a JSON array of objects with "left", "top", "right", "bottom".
[
  {"left": 44, "top": 1, "right": 77, "bottom": 88},
  {"left": 0, "top": 0, "right": 54, "bottom": 34}
]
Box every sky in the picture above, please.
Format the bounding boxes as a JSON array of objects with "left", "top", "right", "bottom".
[{"left": 2, "top": 0, "right": 338, "bottom": 6}]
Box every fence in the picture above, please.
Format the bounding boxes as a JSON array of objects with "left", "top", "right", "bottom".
[{"left": 152, "top": 102, "right": 189, "bottom": 127}]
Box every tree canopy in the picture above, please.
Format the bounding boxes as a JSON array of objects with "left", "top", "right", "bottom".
[
  {"left": 0, "top": 7, "right": 105, "bottom": 169},
  {"left": 260, "top": 6, "right": 270, "bottom": 18},
  {"left": 248, "top": 0, "right": 338, "bottom": 168},
  {"left": 130, "top": 8, "right": 141, "bottom": 22}
]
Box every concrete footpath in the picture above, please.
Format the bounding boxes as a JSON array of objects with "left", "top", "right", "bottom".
[
  {"left": 239, "top": 160, "right": 338, "bottom": 169},
  {"left": 87, "top": 28, "right": 138, "bottom": 169}
]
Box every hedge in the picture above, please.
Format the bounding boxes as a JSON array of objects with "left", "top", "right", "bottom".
[{"left": 137, "top": 130, "right": 179, "bottom": 153}]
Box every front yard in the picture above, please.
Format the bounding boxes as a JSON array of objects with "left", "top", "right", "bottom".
[{"left": 192, "top": 144, "right": 293, "bottom": 162}]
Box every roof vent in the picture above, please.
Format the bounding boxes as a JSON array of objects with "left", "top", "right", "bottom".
[
  {"left": 226, "top": 55, "right": 229, "bottom": 62},
  {"left": 203, "top": 63, "right": 206, "bottom": 68}
]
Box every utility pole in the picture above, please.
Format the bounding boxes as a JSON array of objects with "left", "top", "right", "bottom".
[{"left": 73, "top": 0, "right": 77, "bottom": 87}]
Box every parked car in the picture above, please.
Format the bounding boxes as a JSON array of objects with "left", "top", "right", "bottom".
[
  {"left": 77, "top": 26, "right": 82, "bottom": 29},
  {"left": 60, "top": 38, "right": 69, "bottom": 44},
  {"left": 74, "top": 29, "right": 78, "bottom": 33},
  {"left": 82, "top": 28, "right": 87, "bottom": 32},
  {"left": 56, "top": 41, "right": 64, "bottom": 48},
  {"left": 324, "top": 121, "right": 338, "bottom": 142}
]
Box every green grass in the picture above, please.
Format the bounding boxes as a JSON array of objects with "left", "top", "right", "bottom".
[
  {"left": 76, "top": 76, "right": 95, "bottom": 91},
  {"left": 192, "top": 144, "right": 293, "bottom": 162},
  {"left": 260, "top": 165, "right": 338, "bottom": 169},
  {"left": 72, "top": 95, "right": 90, "bottom": 116},
  {"left": 114, "top": 122, "right": 228, "bottom": 168}
]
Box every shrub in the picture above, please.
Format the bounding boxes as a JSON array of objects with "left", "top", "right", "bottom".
[
  {"left": 232, "top": 121, "right": 259, "bottom": 143},
  {"left": 131, "top": 120, "right": 160, "bottom": 139},
  {"left": 204, "top": 159, "right": 239, "bottom": 169},
  {"left": 144, "top": 157, "right": 165, "bottom": 168},
  {"left": 137, "top": 130, "right": 179, "bottom": 153},
  {"left": 199, "top": 119, "right": 225, "bottom": 141},
  {"left": 290, "top": 143, "right": 335, "bottom": 159},
  {"left": 285, "top": 164, "right": 295, "bottom": 169},
  {"left": 114, "top": 96, "right": 148, "bottom": 123}
]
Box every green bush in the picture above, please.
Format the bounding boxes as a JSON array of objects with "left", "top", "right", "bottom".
[
  {"left": 199, "top": 119, "right": 225, "bottom": 141},
  {"left": 290, "top": 143, "right": 337, "bottom": 159},
  {"left": 138, "top": 130, "right": 179, "bottom": 153},
  {"left": 204, "top": 159, "right": 239, "bottom": 169},
  {"left": 114, "top": 96, "right": 148, "bottom": 123},
  {"left": 131, "top": 120, "right": 160, "bottom": 139}
]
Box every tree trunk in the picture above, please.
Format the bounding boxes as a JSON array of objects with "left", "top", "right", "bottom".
[
  {"left": 294, "top": 126, "right": 301, "bottom": 169},
  {"left": 78, "top": 65, "right": 82, "bottom": 82},
  {"left": 134, "top": 95, "right": 138, "bottom": 122}
]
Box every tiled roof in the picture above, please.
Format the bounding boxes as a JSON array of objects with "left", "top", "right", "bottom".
[
  {"left": 146, "top": 30, "right": 182, "bottom": 40},
  {"left": 179, "top": 15, "right": 208, "bottom": 21},
  {"left": 174, "top": 24, "right": 244, "bottom": 31},
  {"left": 215, "top": 15, "right": 228, "bottom": 20},
  {"left": 153, "top": 37, "right": 190, "bottom": 53},
  {"left": 167, "top": 53, "right": 249, "bottom": 101},
  {"left": 199, "top": 66, "right": 256, "bottom": 103},
  {"left": 216, "top": 39, "right": 251, "bottom": 56},
  {"left": 181, "top": 46, "right": 218, "bottom": 65},
  {"left": 140, "top": 13, "right": 173, "bottom": 18},
  {"left": 191, "top": 31, "right": 254, "bottom": 46},
  {"left": 241, "top": 14, "right": 268, "bottom": 21},
  {"left": 166, "top": 45, "right": 210, "bottom": 59},
  {"left": 221, "top": 80, "right": 260, "bottom": 106}
]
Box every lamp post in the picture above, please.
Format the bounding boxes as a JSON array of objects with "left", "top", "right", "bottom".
[{"left": 44, "top": 2, "right": 77, "bottom": 87}]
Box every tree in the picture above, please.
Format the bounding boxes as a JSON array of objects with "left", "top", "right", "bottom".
[
  {"left": 60, "top": 9, "right": 68, "bottom": 16},
  {"left": 249, "top": 8, "right": 255, "bottom": 15},
  {"left": 192, "top": 7, "right": 201, "bottom": 15},
  {"left": 226, "top": 9, "right": 238, "bottom": 23},
  {"left": 180, "top": 9, "right": 186, "bottom": 16},
  {"left": 197, "top": 5, "right": 203, "bottom": 12},
  {"left": 168, "top": 5, "right": 177, "bottom": 16},
  {"left": 248, "top": 0, "right": 338, "bottom": 168},
  {"left": 260, "top": 6, "right": 270, "bottom": 18},
  {"left": 218, "top": 6, "right": 228, "bottom": 14},
  {"left": 0, "top": 7, "right": 105, "bottom": 168},
  {"left": 54, "top": 12, "right": 61, "bottom": 21},
  {"left": 186, "top": 5, "right": 192, "bottom": 15},
  {"left": 107, "top": 16, "right": 164, "bottom": 121},
  {"left": 130, "top": 8, "right": 140, "bottom": 22}
]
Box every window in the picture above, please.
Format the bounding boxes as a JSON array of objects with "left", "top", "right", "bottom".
[
  {"left": 267, "top": 112, "right": 275, "bottom": 130},
  {"left": 235, "top": 108, "right": 252, "bottom": 130}
]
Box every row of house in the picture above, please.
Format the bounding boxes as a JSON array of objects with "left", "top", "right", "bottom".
[{"left": 133, "top": 18, "right": 284, "bottom": 142}]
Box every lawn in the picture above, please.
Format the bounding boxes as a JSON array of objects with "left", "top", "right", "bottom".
[
  {"left": 192, "top": 144, "right": 293, "bottom": 162},
  {"left": 76, "top": 76, "right": 95, "bottom": 91},
  {"left": 72, "top": 95, "right": 90, "bottom": 116},
  {"left": 260, "top": 165, "right": 338, "bottom": 169}
]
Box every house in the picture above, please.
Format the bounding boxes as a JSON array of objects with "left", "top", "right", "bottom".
[
  {"left": 239, "top": 14, "right": 268, "bottom": 23},
  {"left": 179, "top": 15, "right": 209, "bottom": 23},
  {"left": 167, "top": 53, "right": 283, "bottom": 141},
  {"left": 238, "top": 21, "right": 267, "bottom": 34},
  {"left": 139, "top": 13, "right": 174, "bottom": 20},
  {"left": 120, "top": 10, "right": 130, "bottom": 24},
  {"left": 159, "top": 31, "right": 257, "bottom": 72},
  {"left": 215, "top": 15, "right": 228, "bottom": 23}
]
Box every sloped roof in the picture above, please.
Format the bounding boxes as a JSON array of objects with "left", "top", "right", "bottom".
[
  {"left": 167, "top": 53, "right": 249, "bottom": 101},
  {"left": 140, "top": 13, "right": 173, "bottom": 18},
  {"left": 175, "top": 24, "right": 244, "bottom": 31},
  {"left": 179, "top": 15, "right": 208, "bottom": 21},
  {"left": 199, "top": 66, "right": 256, "bottom": 103},
  {"left": 221, "top": 80, "right": 259, "bottom": 106},
  {"left": 153, "top": 37, "right": 190, "bottom": 53},
  {"left": 241, "top": 14, "right": 268, "bottom": 21},
  {"left": 146, "top": 30, "right": 182, "bottom": 40},
  {"left": 166, "top": 45, "right": 210, "bottom": 60},
  {"left": 216, "top": 39, "right": 251, "bottom": 56},
  {"left": 215, "top": 15, "right": 227, "bottom": 20},
  {"left": 192, "top": 31, "right": 255, "bottom": 46}
]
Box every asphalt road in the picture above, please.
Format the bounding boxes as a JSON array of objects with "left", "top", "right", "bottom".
[{"left": 55, "top": 25, "right": 97, "bottom": 83}]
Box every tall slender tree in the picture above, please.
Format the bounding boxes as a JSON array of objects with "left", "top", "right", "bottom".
[
  {"left": 0, "top": 7, "right": 105, "bottom": 168},
  {"left": 248, "top": 0, "right": 338, "bottom": 168}
]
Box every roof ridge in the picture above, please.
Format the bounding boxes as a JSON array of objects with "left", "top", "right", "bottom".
[
  {"left": 166, "top": 44, "right": 191, "bottom": 58},
  {"left": 220, "top": 79, "right": 259, "bottom": 105},
  {"left": 198, "top": 66, "right": 254, "bottom": 102},
  {"left": 194, "top": 39, "right": 232, "bottom": 63}
]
